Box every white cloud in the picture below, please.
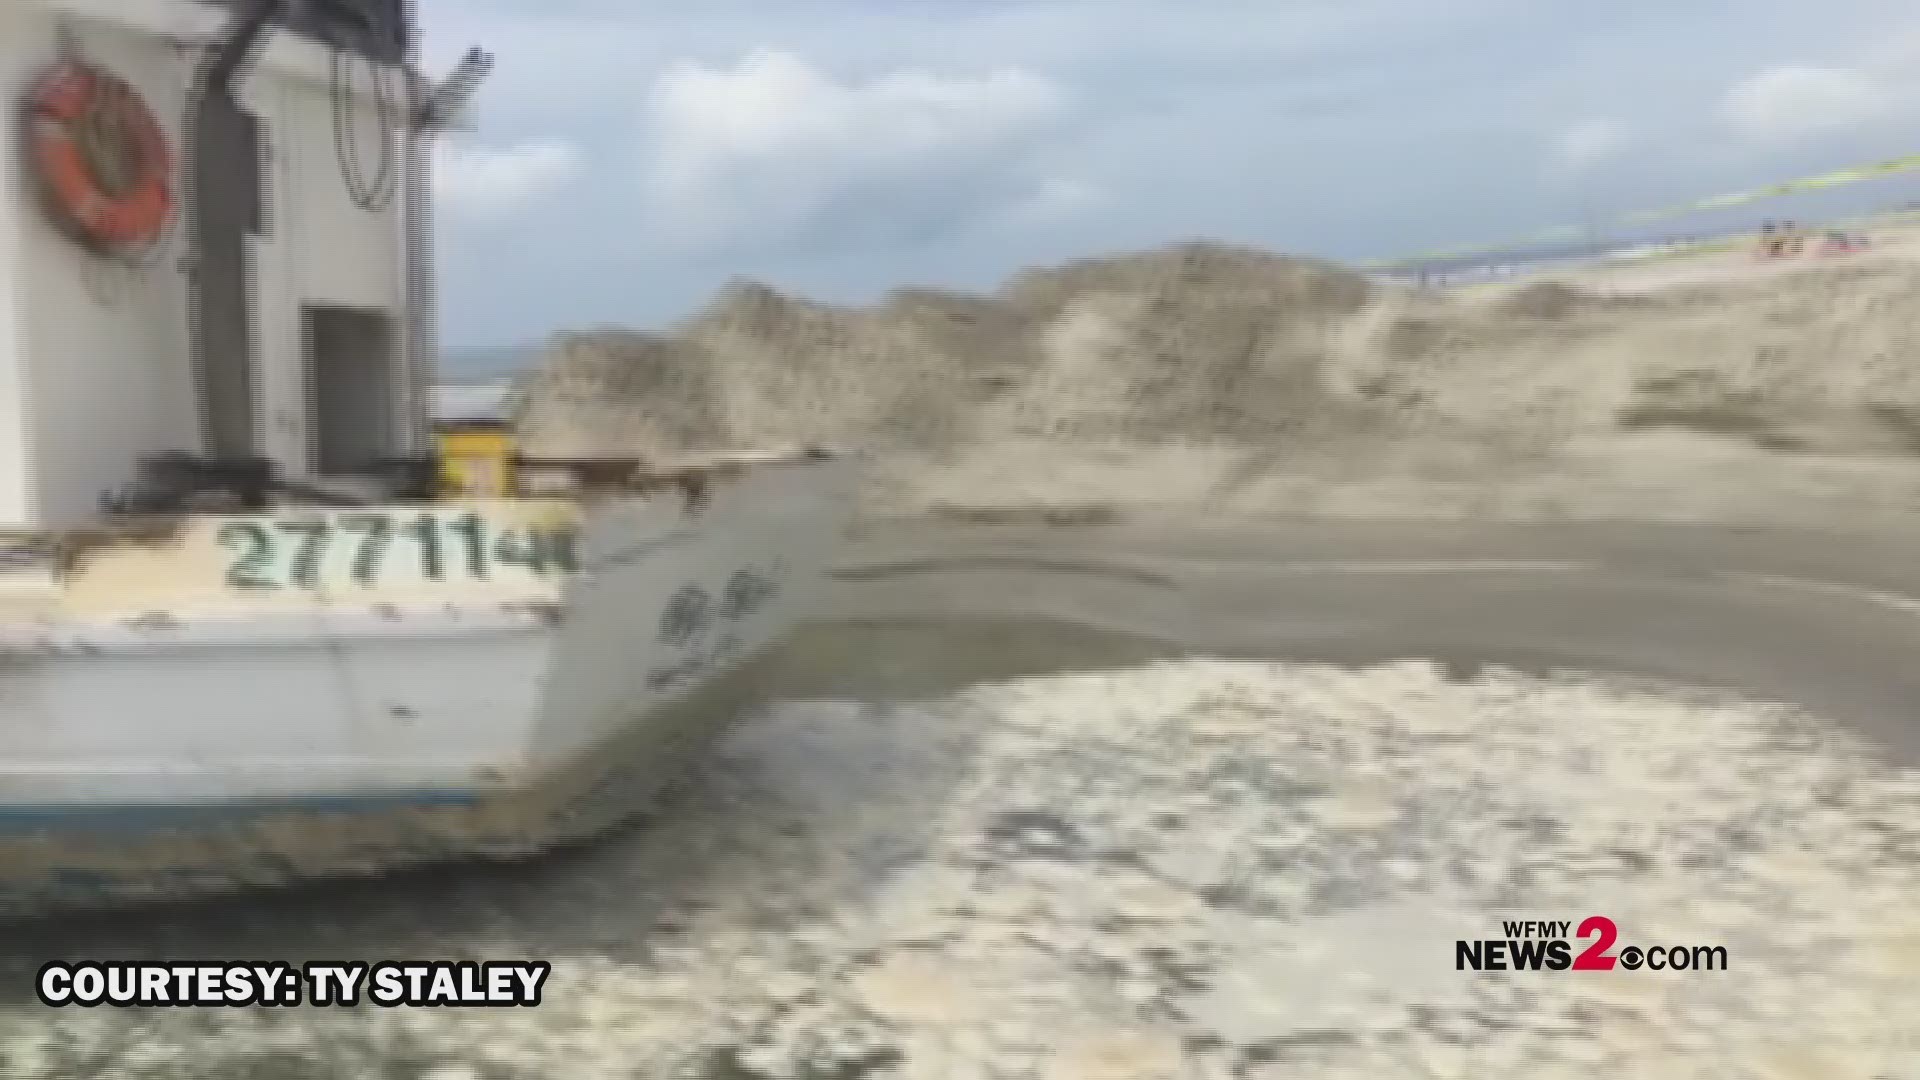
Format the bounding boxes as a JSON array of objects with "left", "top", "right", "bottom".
[
  {"left": 1719, "top": 64, "right": 1890, "bottom": 142},
  {"left": 433, "top": 140, "right": 583, "bottom": 220},
  {"left": 641, "top": 49, "right": 1077, "bottom": 252},
  {"left": 1009, "top": 176, "right": 1105, "bottom": 223},
  {"left": 1549, "top": 119, "right": 1628, "bottom": 174}
]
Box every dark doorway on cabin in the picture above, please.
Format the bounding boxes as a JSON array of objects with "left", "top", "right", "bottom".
[
  {"left": 186, "top": 85, "right": 263, "bottom": 460},
  {"left": 303, "top": 305, "right": 400, "bottom": 476}
]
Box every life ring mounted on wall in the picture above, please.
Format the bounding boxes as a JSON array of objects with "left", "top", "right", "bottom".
[{"left": 22, "top": 59, "right": 176, "bottom": 258}]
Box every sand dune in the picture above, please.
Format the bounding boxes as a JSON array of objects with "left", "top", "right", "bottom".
[{"left": 516, "top": 237, "right": 1920, "bottom": 528}]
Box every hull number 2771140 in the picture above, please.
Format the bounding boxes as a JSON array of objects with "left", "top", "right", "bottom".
[{"left": 218, "top": 511, "right": 581, "bottom": 591}]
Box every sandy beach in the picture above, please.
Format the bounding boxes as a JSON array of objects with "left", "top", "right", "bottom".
[{"left": 6, "top": 227, "right": 1920, "bottom": 1078}]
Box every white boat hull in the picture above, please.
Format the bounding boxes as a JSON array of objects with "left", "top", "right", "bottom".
[{"left": 0, "top": 451, "right": 855, "bottom": 918}]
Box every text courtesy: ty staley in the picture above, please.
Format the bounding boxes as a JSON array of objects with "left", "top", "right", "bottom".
[{"left": 37, "top": 960, "right": 551, "bottom": 1007}]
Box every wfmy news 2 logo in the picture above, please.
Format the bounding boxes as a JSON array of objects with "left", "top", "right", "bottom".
[{"left": 1456, "top": 916, "right": 1728, "bottom": 973}]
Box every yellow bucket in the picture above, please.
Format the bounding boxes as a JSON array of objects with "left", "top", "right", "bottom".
[{"left": 435, "top": 424, "right": 516, "bottom": 497}]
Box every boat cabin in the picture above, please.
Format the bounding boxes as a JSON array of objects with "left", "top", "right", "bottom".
[{"left": 0, "top": 0, "right": 437, "bottom": 527}]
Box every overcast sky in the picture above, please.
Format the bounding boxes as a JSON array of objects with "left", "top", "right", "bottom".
[{"left": 416, "top": 0, "right": 1920, "bottom": 348}]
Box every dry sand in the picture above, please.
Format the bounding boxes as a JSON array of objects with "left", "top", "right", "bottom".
[{"left": 517, "top": 234, "right": 1920, "bottom": 529}]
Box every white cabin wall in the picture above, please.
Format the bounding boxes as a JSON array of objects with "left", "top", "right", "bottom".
[
  {"left": 241, "top": 74, "right": 305, "bottom": 474},
  {"left": 278, "top": 74, "right": 403, "bottom": 311},
  {"left": 252, "top": 70, "right": 407, "bottom": 477},
  {"left": 8, "top": 13, "right": 200, "bottom": 527},
  {"left": 0, "top": 6, "right": 43, "bottom": 525}
]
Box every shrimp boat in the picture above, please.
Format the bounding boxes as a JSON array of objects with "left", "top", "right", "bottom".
[{"left": 0, "top": 0, "right": 853, "bottom": 918}]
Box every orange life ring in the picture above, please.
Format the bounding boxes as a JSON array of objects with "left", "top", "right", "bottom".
[{"left": 23, "top": 60, "right": 174, "bottom": 255}]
